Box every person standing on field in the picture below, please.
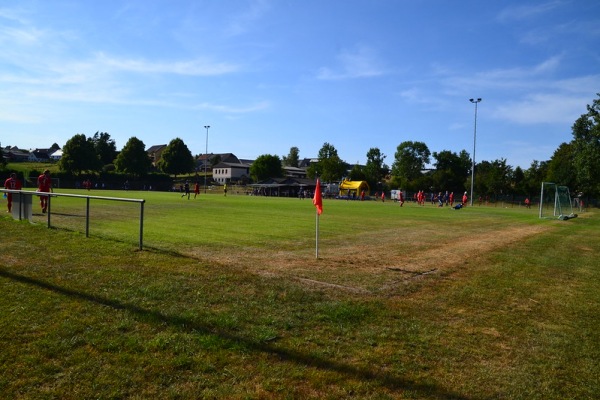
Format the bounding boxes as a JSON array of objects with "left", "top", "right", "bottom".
[
  {"left": 462, "top": 191, "right": 468, "bottom": 206},
  {"left": 194, "top": 182, "right": 200, "bottom": 199},
  {"left": 4, "top": 173, "right": 22, "bottom": 213},
  {"left": 37, "top": 169, "right": 52, "bottom": 213}
]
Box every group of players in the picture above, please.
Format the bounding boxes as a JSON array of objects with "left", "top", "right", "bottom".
[
  {"left": 396, "top": 190, "right": 468, "bottom": 209},
  {"left": 2, "top": 170, "right": 52, "bottom": 213}
]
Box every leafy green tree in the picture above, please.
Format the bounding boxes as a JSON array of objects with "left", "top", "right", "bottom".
[
  {"left": 91, "top": 132, "right": 117, "bottom": 165},
  {"left": 282, "top": 146, "right": 300, "bottom": 167},
  {"left": 363, "top": 147, "right": 387, "bottom": 192},
  {"left": 474, "top": 159, "right": 512, "bottom": 199},
  {"left": 522, "top": 160, "right": 549, "bottom": 197},
  {"left": 348, "top": 163, "right": 367, "bottom": 181},
  {"left": 571, "top": 93, "right": 600, "bottom": 196},
  {"left": 0, "top": 142, "right": 6, "bottom": 169},
  {"left": 512, "top": 166, "right": 526, "bottom": 195},
  {"left": 115, "top": 137, "right": 152, "bottom": 178},
  {"left": 391, "top": 141, "right": 430, "bottom": 190},
  {"left": 431, "top": 149, "right": 470, "bottom": 193},
  {"left": 59, "top": 134, "right": 102, "bottom": 175},
  {"left": 546, "top": 142, "right": 576, "bottom": 189},
  {"left": 157, "top": 138, "right": 195, "bottom": 178},
  {"left": 307, "top": 142, "right": 346, "bottom": 182},
  {"left": 250, "top": 154, "right": 283, "bottom": 182}
]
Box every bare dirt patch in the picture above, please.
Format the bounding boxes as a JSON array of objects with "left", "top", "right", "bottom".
[{"left": 191, "top": 224, "right": 551, "bottom": 295}]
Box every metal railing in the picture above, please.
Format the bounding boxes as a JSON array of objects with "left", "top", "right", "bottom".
[{"left": 1, "top": 189, "right": 146, "bottom": 250}]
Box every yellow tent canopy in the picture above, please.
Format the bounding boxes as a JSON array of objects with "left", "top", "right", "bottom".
[{"left": 338, "top": 180, "right": 370, "bottom": 197}]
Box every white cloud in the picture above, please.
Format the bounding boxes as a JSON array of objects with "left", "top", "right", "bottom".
[
  {"left": 317, "top": 44, "right": 385, "bottom": 80},
  {"left": 497, "top": 1, "right": 564, "bottom": 22},
  {"left": 95, "top": 53, "right": 239, "bottom": 76},
  {"left": 492, "top": 93, "right": 586, "bottom": 124}
]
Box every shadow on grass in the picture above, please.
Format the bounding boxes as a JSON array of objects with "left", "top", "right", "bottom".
[{"left": 0, "top": 268, "right": 474, "bottom": 400}]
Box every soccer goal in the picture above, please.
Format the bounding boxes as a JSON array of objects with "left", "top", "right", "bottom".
[{"left": 539, "top": 182, "right": 577, "bottom": 220}]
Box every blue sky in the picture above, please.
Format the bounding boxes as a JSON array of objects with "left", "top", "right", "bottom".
[{"left": 1, "top": 0, "right": 599, "bottom": 169}]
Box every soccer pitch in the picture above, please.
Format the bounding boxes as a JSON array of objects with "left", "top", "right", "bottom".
[{"left": 1, "top": 189, "right": 599, "bottom": 398}]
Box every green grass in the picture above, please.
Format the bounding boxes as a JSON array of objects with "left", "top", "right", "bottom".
[{"left": 1, "top": 190, "right": 599, "bottom": 399}]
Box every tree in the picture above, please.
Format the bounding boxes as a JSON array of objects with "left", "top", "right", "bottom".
[
  {"left": 363, "top": 148, "right": 387, "bottom": 192},
  {"left": 571, "top": 93, "right": 600, "bottom": 196},
  {"left": 250, "top": 154, "right": 283, "bottom": 182},
  {"left": 348, "top": 163, "right": 367, "bottom": 181},
  {"left": 546, "top": 142, "right": 576, "bottom": 189},
  {"left": 307, "top": 142, "right": 346, "bottom": 182},
  {"left": 59, "top": 134, "right": 102, "bottom": 175},
  {"left": 282, "top": 146, "right": 300, "bottom": 167},
  {"left": 115, "top": 137, "right": 152, "bottom": 178},
  {"left": 91, "top": 132, "right": 117, "bottom": 165},
  {"left": 391, "top": 141, "right": 431, "bottom": 190},
  {"left": 157, "top": 138, "right": 195, "bottom": 178},
  {"left": 431, "top": 149, "right": 470, "bottom": 193}
]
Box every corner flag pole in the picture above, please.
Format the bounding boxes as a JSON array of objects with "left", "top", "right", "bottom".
[{"left": 313, "top": 178, "right": 323, "bottom": 259}]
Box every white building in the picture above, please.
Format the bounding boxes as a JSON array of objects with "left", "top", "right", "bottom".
[{"left": 212, "top": 161, "right": 251, "bottom": 184}]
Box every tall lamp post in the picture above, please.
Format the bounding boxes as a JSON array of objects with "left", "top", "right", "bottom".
[
  {"left": 469, "top": 98, "right": 481, "bottom": 207},
  {"left": 204, "top": 125, "right": 210, "bottom": 193}
]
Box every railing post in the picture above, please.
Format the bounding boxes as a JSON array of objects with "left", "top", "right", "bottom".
[
  {"left": 139, "top": 200, "right": 145, "bottom": 250},
  {"left": 86, "top": 197, "right": 90, "bottom": 238}
]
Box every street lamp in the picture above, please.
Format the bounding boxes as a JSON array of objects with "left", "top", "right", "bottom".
[
  {"left": 469, "top": 98, "right": 482, "bottom": 207},
  {"left": 204, "top": 125, "right": 210, "bottom": 193}
]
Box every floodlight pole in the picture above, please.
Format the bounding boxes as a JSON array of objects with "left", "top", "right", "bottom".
[
  {"left": 469, "top": 98, "right": 481, "bottom": 207},
  {"left": 204, "top": 125, "right": 210, "bottom": 193}
]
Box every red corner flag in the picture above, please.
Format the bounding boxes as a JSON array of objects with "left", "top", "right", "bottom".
[{"left": 313, "top": 179, "right": 323, "bottom": 215}]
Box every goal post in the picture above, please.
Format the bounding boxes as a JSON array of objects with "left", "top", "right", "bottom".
[{"left": 539, "top": 182, "right": 576, "bottom": 219}]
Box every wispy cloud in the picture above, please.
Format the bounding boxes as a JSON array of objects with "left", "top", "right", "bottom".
[
  {"left": 193, "top": 100, "right": 270, "bottom": 114},
  {"left": 497, "top": 1, "right": 564, "bottom": 22},
  {"left": 317, "top": 44, "right": 386, "bottom": 80},
  {"left": 225, "top": 0, "right": 270, "bottom": 36},
  {"left": 95, "top": 53, "right": 239, "bottom": 76}
]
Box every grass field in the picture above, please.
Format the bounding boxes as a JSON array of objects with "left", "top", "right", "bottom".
[{"left": 1, "top": 190, "right": 599, "bottom": 399}]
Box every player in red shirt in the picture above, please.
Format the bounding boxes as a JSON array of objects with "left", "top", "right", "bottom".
[
  {"left": 194, "top": 182, "right": 200, "bottom": 199},
  {"left": 37, "top": 169, "right": 52, "bottom": 213},
  {"left": 4, "top": 173, "right": 23, "bottom": 213}
]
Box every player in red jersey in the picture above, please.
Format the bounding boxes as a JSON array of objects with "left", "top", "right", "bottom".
[
  {"left": 4, "top": 173, "right": 23, "bottom": 213},
  {"left": 37, "top": 169, "right": 52, "bottom": 213}
]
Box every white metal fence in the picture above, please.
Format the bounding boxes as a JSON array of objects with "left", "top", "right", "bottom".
[{"left": 1, "top": 189, "right": 146, "bottom": 250}]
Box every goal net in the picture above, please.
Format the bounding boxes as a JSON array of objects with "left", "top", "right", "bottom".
[{"left": 539, "top": 182, "right": 575, "bottom": 219}]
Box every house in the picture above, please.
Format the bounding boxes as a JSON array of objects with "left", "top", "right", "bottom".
[
  {"left": 283, "top": 166, "right": 307, "bottom": 179},
  {"left": 29, "top": 148, "right": 52, "bottom": 162},
  {"left": 212, "top": 161, "right": 251, "bottom": 184},
  {"left": 147, "top": 144, "right": 167, "bottom": 167},
  {"left": 3, "top": 146, "right": 29, "bottom": 162},
  {"left": 49, "top": 149, "right": 63, "bottom": 161}
]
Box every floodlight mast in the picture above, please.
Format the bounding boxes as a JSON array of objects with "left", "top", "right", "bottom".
[
  {"left": 204, "top": 125, "right": 210, "bottom": 193},
  {"left": 469, "top": 98, "right": 481, "bottom": 207}
]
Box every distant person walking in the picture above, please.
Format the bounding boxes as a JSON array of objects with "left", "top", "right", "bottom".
[
  {"left": 462, "top": 191, "right": 468, "bottom": 206},
  {"left": 37, "top": 169, "right": 52, "bottom": 213},
  {"left": 4, "top": 173, "right": 22, "bottom": 213},
  {"left": 223, "top": 184, "right": 228, "bottom": 197},
  {"left": 194, "top": 182, "right": 200, "bottom": 199}
]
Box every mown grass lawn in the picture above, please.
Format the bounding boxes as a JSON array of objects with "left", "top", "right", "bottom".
[{"left": 1, "top": 190, "right": 598, "bottom": 399}]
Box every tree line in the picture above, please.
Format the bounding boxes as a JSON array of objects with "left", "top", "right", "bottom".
[{"left": 39, "top": 93, "right": 600, "bottom": 201}]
